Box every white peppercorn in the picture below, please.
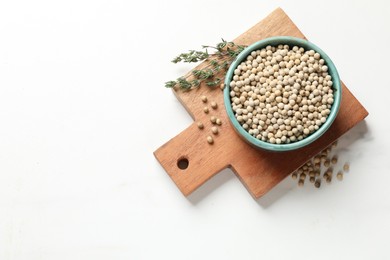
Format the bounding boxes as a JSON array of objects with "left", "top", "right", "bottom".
[
  {"left": 324, "top": 159, "right": 330, "bottom": 167},
  {"left": 331, "top": 156, "right": 338, "bottom": 165},
  {"left": 343, "top": 163, "right": 350, "bottom": 172},
  {"left": 229, "top": 45, "right": 334, "bottom": 144},
  {"left": 292, "top": 172, "right": 298, "bottom": 179}
]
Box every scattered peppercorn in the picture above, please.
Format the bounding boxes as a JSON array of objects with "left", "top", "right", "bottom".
[
  {"left": 290, "top": 140, "right": 351, "bottom": 189},
  {"left": 331, "top": 156, "right": 338, "bottom": 165},
  {"left": 201, "top": 95, "right": 207, "bottom": 103},
  {"left": 292, "top": 172, "right": 298, "bottom": 179},
  {"left": 211, "top": 126, "right": 218, "bottom": 135},
  {"left": 211, "top": 101, "right": 218, "bottom": 109},
  {"left": 323, "top": 172, "right": 329, "bottom": 180},
  {"left": 324, "top": 159, "right": 331, "bottom": 167},
  {"left": 203, "top": 107, "right": 209, "bottom": 114},
  {"left": 325, "top": 168, "right": 333, "bottom": 176},
  {"left": 336, "top": 171, "right": 343, "bottom": 181},
  {"left": 207, "top": 135, "right": 214, "bottom": 144},
  {"left": 197, "top": 122, "right": 204, "bottom": 129}
]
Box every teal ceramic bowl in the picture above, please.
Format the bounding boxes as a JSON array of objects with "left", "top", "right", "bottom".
[{"left": 224, "top": 36, "right": 341, "bottom": 152}]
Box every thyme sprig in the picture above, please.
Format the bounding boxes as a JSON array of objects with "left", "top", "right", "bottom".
[
  {"left": 165, "top": 39, "right": 246, "bottom": 90},
  {"left": 171, "top": 50, "right": 209, "bottom": 63}
]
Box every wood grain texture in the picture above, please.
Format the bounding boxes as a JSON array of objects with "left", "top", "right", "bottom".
[{"left": 154, "top": 8, "right": 368, "bottom": 198}]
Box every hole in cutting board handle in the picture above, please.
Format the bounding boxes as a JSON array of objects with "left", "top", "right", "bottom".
[{"left": 177, "top": 157, "right": 189, "bottom": 170}]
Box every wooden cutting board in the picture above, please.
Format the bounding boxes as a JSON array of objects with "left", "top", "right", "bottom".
[{"left": 154, "top": 8, "right": 368, "bottom": 199}]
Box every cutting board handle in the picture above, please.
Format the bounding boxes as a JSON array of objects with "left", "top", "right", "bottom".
[{"left": 154, "top": 123, "right": 229, "bottom": 196}]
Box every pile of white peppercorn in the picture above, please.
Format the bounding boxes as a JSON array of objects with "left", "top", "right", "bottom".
[{"left": 229, "top": 45, "right": 334, "bottom": 144}]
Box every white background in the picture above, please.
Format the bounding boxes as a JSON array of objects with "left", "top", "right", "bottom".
[{"left": 0, "top": 0, "right": 389, "bottom": 259}]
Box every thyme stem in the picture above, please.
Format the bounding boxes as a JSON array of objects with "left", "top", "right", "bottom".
[{"left": 165, "top": 39, "right": 246, "bottom": 90}]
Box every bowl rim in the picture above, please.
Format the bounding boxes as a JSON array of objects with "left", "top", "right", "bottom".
[{"left": 223, "top": 36, "right": 342, "bottom": 152}]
